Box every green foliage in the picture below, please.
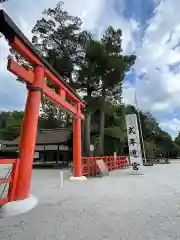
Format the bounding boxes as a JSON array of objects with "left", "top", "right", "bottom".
[
  {"left": 39, "top": 99, "right": 72, "bottom": 129},
  {"left": 144, "top": 141, "right": 156, "bottom": 158},
  {"left": 31, "top": 1, "right": 91, "bottom": 81},
  {"left": 0, "top": 111, "right": 24, "bottom": 140},
  {"left": 80, "top": 27, "right": 135, "bottom": 155},
  {"left": 0, "top": 105, "right": 178, "bottom": 158},
  {"left": 104, "top": 127, "right": 124, "bottom": 139},
  {"left": 175, "top": 132, "right": 180, "bottom": 146}
]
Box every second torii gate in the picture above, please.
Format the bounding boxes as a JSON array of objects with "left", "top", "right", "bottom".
[{"left": 0, "top": 10, "right": 86, "bottom": 202}]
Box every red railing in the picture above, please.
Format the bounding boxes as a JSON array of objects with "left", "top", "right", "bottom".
[
  {"left": 82, "top": 156, "right": 130, "bottom": 177},
  {"left": 0, "top": 159, "right": 20, "bottom": 205}
]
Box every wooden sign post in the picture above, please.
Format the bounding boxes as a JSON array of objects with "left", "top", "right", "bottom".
[{"left": 96, "top": 159, "right": 109, "bottom": 177}]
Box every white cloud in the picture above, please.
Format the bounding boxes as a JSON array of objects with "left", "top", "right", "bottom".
[
  {"left": 64, "top": 0, "right": 106, "bottom": 31},
  {"left": 0, "top": 36, "right": 9, "bottom": 75},
  {"left": 160, "top": 118, "right": 180, "bottom": 137},
  {"left": 121, "top": 0, "right": 180, "bottom": 136},
  {"left": 89, "top": 0, "right": 140, "bottom": 54},
  {"left": 123, "top": 0, "right": 180, "bottom": 118}
]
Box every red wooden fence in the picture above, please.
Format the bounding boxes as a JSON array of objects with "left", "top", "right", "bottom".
[
  {"left": 82, "top": 156, "right": 130, "bottom": 177},
  {"left": 0, "top": 159, "right": 19, "bottom": 205}
]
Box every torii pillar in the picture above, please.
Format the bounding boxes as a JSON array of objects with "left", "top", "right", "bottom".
[{"left": 71, "top": 103, "right": 86, "bottom": 180}]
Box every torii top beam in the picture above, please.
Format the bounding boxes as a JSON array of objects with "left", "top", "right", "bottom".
[{"left": 0, "top": 10, "right": 86, "bottom": 117}]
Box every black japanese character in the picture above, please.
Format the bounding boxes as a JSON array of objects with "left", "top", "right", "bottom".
[
  {"left": 128, "top": 126, "right": 136, "bottom": 134},
  {"left": 130, "top": 138, "right": 136, "bottom": 146},
  {"left": 132, "top": 162, "right": 140, "bottom": 171},
  {"left": 130, "top": 149, "right": 138, "bottom": 157}
]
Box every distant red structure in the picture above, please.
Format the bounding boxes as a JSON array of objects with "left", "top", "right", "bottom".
[
  {"left": 82, "top": 156, "right": 129, "bottom": 177},
  {"left": 0, "top": 10, "right": 86, "bottom": 201},
  {"left": 0, "top": 158, "right": 19, "bottom": 205}
]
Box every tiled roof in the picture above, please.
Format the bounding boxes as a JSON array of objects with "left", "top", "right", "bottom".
[{"left": 5, "top": 128, "right": 72, "bottom": 146}]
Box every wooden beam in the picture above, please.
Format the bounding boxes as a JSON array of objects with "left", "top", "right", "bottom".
[
  {"left": 10, "top": 37, "right": 41, "bottom": 66},
  {"left": 0, "top": 159, "right": 17, "bottom": 164},
  {"left": 43, "top": 85, "right": 84, "bottom": 119},
  {"left": 0, "top": 177, "right": 12, "bottom": 184},
  {"left": 7, "top": 59, "right": 34, "bottom": 84},
  {"left": 45, "top": 69, "right": 86, "bottom": 108}
]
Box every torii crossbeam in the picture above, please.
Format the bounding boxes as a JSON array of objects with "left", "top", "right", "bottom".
[{"left": 0, "top": 10, "right": 86, "bottom": 201}]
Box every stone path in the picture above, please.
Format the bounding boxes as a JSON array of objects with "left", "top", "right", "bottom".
[{"left": 1, "top": 162, "right": 180, "bottom": 239}]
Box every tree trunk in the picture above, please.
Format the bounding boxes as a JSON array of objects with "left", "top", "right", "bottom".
[
  {"left": 98, "top": 109, "right": 105, "bottom": 156},
  {"left": 84, "top": 112, "right": 91, "bottom": 156}
]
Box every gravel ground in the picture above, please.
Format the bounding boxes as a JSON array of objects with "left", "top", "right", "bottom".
[{"left": 0, "top": 161, "right": 180, "bottom": 239}]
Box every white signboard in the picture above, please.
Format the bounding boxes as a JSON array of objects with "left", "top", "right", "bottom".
[{"left": 126, "top": 114, "right": 143, "bottom": 172}]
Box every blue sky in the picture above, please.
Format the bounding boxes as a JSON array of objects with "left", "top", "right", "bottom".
[{"left": 1, "top": 0, "right": 180, "bottom": 138}]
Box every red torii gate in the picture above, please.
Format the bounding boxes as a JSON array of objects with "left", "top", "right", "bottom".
[{"left": 0, "top": 10, "right": 86, "bottom": 201}]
